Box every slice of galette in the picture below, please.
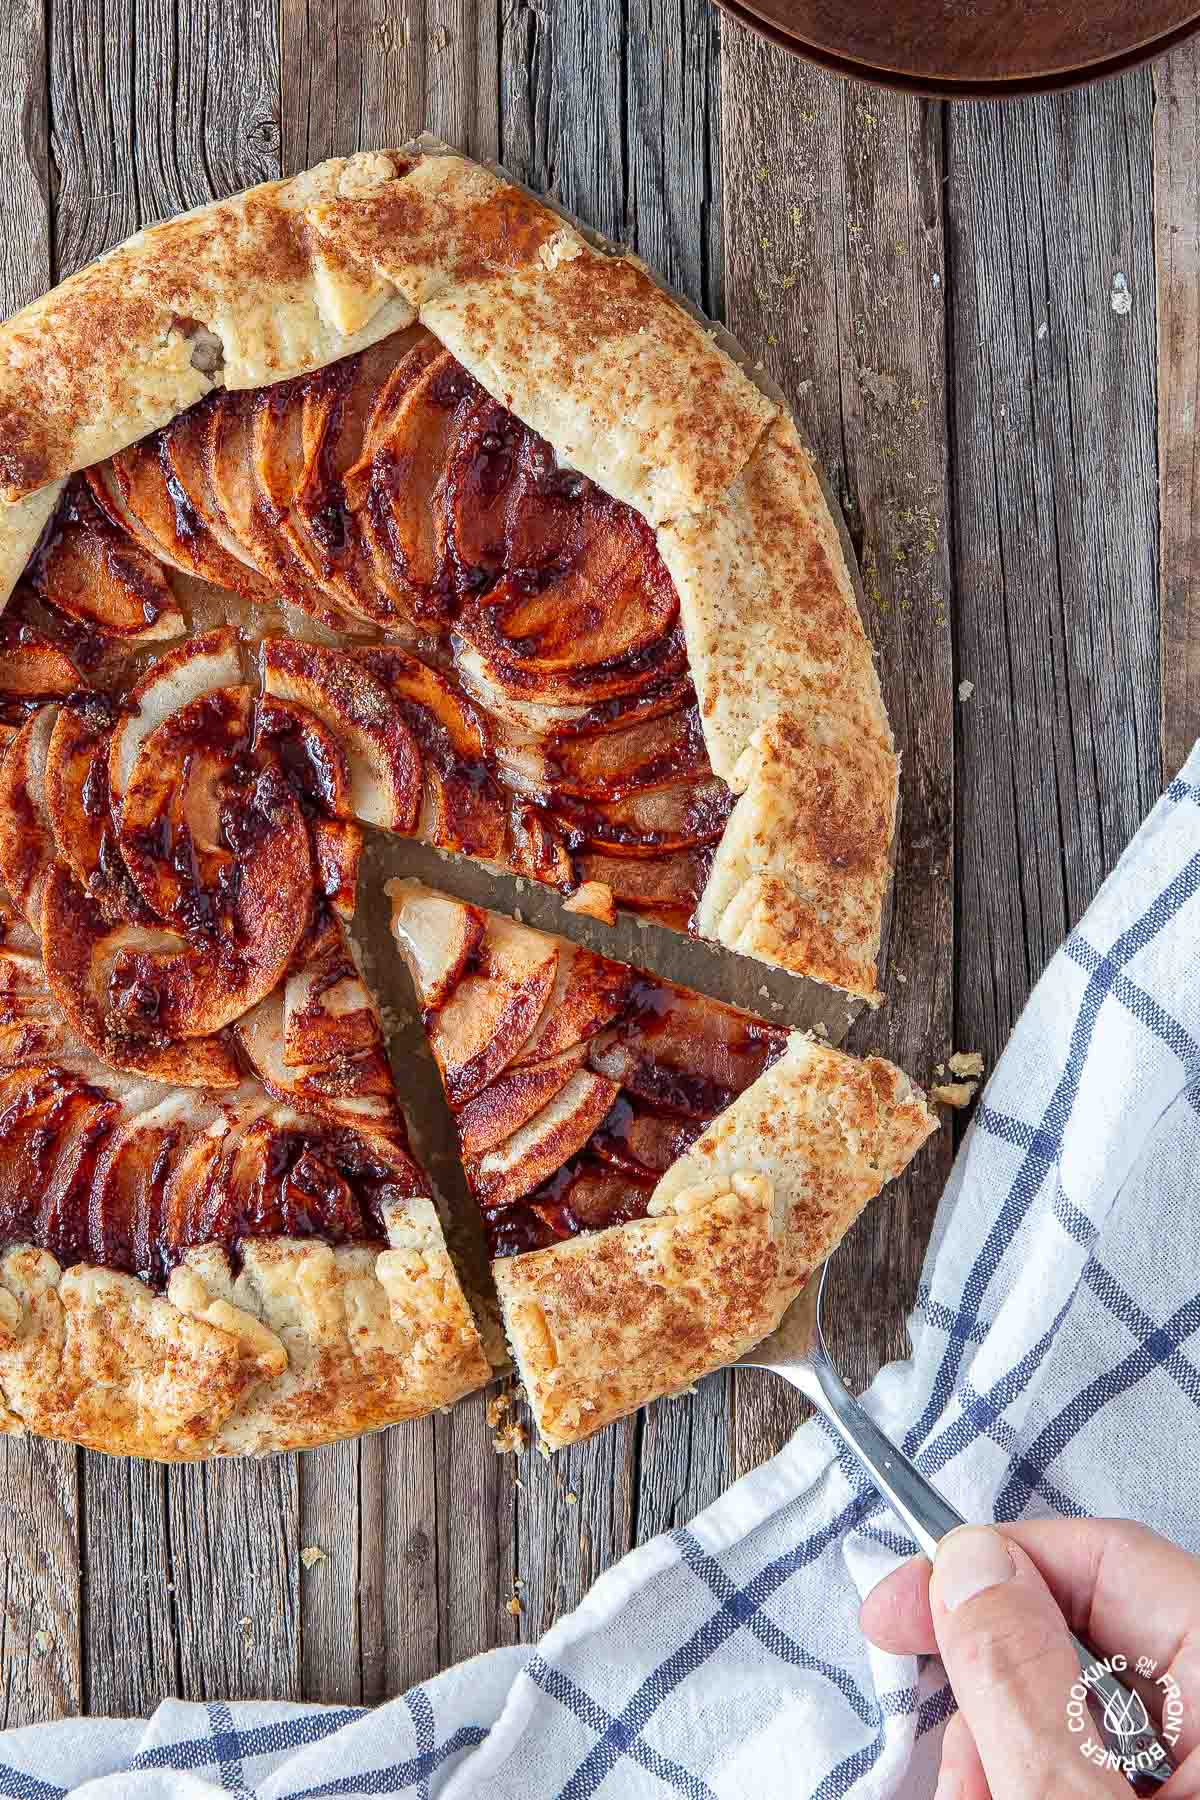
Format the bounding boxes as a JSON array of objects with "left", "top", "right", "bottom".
[{"left": 390, "top": 882, "right": 936, "bottom": 1450}]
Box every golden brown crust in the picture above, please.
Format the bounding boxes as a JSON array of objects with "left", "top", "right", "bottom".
[
  {"left": 661, "top": 414, "right": 896, "bottom": 1001},
  {"left": 0, "top": 1199, "right": 491, "bottom": 1460},
  {"left": 693, "top": 704, "right": 898, "bottom": 1004},
  {"left": 496, "top": 1036, "right": 935, "bottom": 1449}
]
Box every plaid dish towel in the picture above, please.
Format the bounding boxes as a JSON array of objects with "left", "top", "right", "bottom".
[{"left": 6, "top": 747, "right": 1200, "bottom": 1799}]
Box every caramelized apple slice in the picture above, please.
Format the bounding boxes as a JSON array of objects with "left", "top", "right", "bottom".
[
  {"left": 159, "top": 402, "right": 276, "bottom": 599},
  {"left": 549, "top": 775, "right": 734, "bottom": 856},
  {"left": 507, "top": 798, "right": 573, "bottom": 888},
  {"left": 589, "top": 979, "right": 785, "bottom": 1118},
  {"left": 84, "top": 462, "right": 193, "bottom": 575},
  {"left": 108, "top": 767, "right": 313, "bottom": 1034},
  {"left": 590, "top": 1095, "right": 704, "bottom": 1177},
  {"left": 454, "top": 615, "right": 688, "bottom": 708},
  {"left": 280, "top": 911, "right": 381, "bottom": 1068},
  {"left": 388, "top": 881, "right": 485, "bottom": 1012},
  {"left": 88, "top": 1089, "right": 218, "bottom": 1280},
  {"left": 206, "top": 393, "right": 343, "bottom": 622},
  {"left": 110, "top": 627, "right": 242, "bottom": 807},
  {"left": 288, "top": 335, "right": 419, "bottom": 622},
  {"left": 546, "top": 704, "right": 711, "bottom": 800},
  {"left": 110, "top": 429, "right": 258, "bottom": 596},
  {"left": 444, "top": 397, "right": 530, "bottom": 582},
  {"left": 572, "top": 847, "right": 712, "bottom": 926},
  {"left": 260, "top": 639, "right": 421, "bottom": 833},
  {"left": 0, "top": 1068, "right": 105, "bottom": 1252},
  {"left": 32, "top": 480, "right": 183, "bottom": 641},
  {"left": 41, "top": 867, "right": 241, "bottom": 1087},
  {"left": 0, "top": 620, "right": 86, "bottom": 718},
  {"left": 346, "top": 344, "right": 484, "bottom": 622},
  {"left": 510, "top": 941, "right": 634, "bottom": 1068},
  {"left": 0, "top": 705, "right": 59, "bottom": 929},
  {"left": 529, "top": 1159, "right": 655, "bottom": 1232},
  {"left": 235, "top": 985, "right": 398, "bottom": 1132},
  {"left": 466, "top": 1068, "right": 620, "bottom": 1209},
  {"left": 118, "top": 685, "right": 255, "bottom": 932},
  {"left": 44, "top": 707, "right": 109, "bottom": 890},
  {"left": 253, "top": 695, "right": 353, "bottom": 819},
  {"left": 163, "top": 1087, "right": 273, "bottom": 1249},
  {"left": 311, "top": 817, "right": 362, "bottom": 921},
  {"left": 356, "top": 645, "right": 506, "bottom": 857},
  {"left": 391, "top": 891, "right": 559, "bottom": 1105},
  {"left": 456, "top": 1045, "right": 586, "bottom": 1158}
]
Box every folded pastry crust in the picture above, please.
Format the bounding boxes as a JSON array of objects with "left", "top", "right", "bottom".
[
  {"left": 0, "top": 1199, "right": 491, "bottom": 1461},
  {"left": 0, "top": 147, "right": 895, "bottom": 1000}
]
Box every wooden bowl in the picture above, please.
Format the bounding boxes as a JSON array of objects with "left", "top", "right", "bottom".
[{"left": 715, "top": 0, "right": 1200, "bottom": 96}]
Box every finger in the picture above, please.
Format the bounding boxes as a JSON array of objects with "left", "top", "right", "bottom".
[
  {"left": 929, "top": 1526, "right": 1129, "bottom": 1800},
  {"left": 860, "top": 1554, "right": 936, "bottom": 1655},
  {"left": 936, "top": 1709, "right": 991, "bottom": 1800}
]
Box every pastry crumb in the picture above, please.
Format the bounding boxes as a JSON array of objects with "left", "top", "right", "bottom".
[
  {"left": 564, "top": 1490, "right": 578, "bottom": 1506},
  {"left": 932, "top": 1080, "right": 978, "bottom": 1109},
  {"left": 812, "top": 1020, "right": 829, "bottom": 1038},
  {"left": 506, "top": 1593, "right": 523, "bottom": 1616},
  {"left": 485, "top": 1392, "right": 511, "bottom": 1429},
  {"left": 300, "top": 1545, "right": 327, "bottom": 1570},
  {"left": 958, "top": 679, "right": 975, "bottom": 701},
  {"left": 32, "top": 1630, "right": 52, "bottom": 1657},
  {"left": 493, "top": 1419, "right": 528, "bottom": 1455},
  {"left": 948, "top": 1050, "right": 985, "bottom": 1078}
]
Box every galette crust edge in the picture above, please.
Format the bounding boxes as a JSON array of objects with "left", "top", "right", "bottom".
[{"left": 0, "top": 1197, "right": 492, "bottom": 1461}]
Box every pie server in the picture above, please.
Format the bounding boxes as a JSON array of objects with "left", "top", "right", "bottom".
[{"left": 737, "top": 1260, "right": 1174, "bottom": 1785}]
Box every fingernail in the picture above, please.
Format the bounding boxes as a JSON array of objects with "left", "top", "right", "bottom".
[{"left": 933, "top": 1526, "right": 1015, "bottom": 1612}]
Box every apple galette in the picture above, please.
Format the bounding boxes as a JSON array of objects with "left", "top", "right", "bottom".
[{"left": 0, "top": 147, "right": 926, "bottom": 1459}]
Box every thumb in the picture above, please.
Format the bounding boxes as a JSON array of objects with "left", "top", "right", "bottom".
[{"left": 929, "top": 1526, "right": 1128, "bottom": 1799}]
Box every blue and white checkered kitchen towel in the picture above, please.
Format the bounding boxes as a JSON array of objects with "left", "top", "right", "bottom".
[{"left": 5, "top": 746, "right": 1200, "bottom": 1799}]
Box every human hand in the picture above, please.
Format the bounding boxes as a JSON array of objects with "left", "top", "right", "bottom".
[{"left": 859, "top": 1520, "right": 1200, "bottom": 1798}]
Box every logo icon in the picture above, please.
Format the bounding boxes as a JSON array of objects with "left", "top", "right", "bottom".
[{"left": 1065, "top": 1650, "right": 1184, "bottom": 1780}]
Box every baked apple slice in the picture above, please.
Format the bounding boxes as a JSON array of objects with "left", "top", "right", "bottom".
[
  {"left": 260, "top": 639, "right": 421, "bottom": 833},
  {"left": 31, "top": 479, "right": 183, "bottom": 642},
  {"left": 0, "top": 704, "right": 61, "bottom": 930}
]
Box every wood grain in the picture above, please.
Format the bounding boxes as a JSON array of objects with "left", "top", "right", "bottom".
[
  {"left": 948, "top": 75, "right": 1160, "bottom": 1069},
  {"left": 1155, "top": 41, "right": 1200, "bottom": 778},
  {"left": 720, "top": 32, "right": 955, "bottom": 1466},
  {"left": 0, "top": 0, "right": 84, "bottom": 1732}
]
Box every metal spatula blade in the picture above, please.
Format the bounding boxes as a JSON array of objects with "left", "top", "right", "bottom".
[{"left": 737, "top": 1258, "right": 1173, "bottom": 1787}]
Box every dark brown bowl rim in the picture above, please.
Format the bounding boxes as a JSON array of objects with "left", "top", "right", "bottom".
[{"left": 714, "top": 0, "right": 1200, "bottom": 97}]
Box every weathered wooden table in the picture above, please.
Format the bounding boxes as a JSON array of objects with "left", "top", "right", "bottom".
[{"left": 0, "top": 0, "right": 1195, "bottom": 1724}]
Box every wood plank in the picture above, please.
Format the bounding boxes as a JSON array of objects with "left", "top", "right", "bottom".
[
  {"left": 0, "top": 0, "right": 84, "bottom": 1731},
  {"left": 280, "top": 0, "right": 500, "bottom": 169},
  {"left": 719, "top": 34, "right": 955, "bottom": 1468},
  {"left": 1155, "top": 42, "right": 1200, "bottom": 779},
  {"left": 948, "top": 76, "right": 1160, "bottom": 1076},
  {"left": 48, "top": 0, "right": 299, "bottom": 1712}
]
